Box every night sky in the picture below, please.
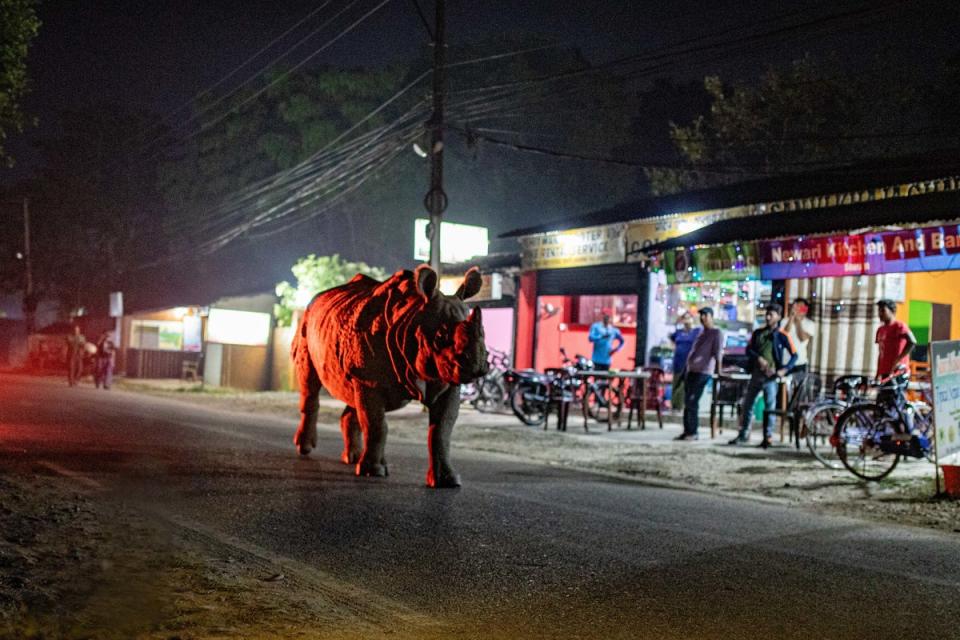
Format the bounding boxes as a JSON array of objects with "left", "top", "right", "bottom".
[
  {"left": 15, "top": 0, "right": 958, "bottom": 177},
  {"left": 4, "top": 0, "right": 960, "bottom": 311}
]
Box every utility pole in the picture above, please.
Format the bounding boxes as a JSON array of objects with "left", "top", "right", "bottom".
[
  {"left": 424, "top": 0, "right": 446, "bottom": 274},
  {"left": 22, "top": 197, "right": 34, "bottom": 333}
]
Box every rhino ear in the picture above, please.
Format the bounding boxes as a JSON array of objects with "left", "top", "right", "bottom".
[
  {"left": 415, "top": 264, "right": 438, "bottom": 301},
  {"left": 456, "top": 267, "right": 483, "bottom": 300}
]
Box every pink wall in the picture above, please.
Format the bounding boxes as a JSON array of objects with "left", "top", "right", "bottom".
[
  {"left": 534, "top": 295, "right": 637, "bottom": 371},
  {"left": 480, "top": 307, "right": 514, "bottom": 359}
]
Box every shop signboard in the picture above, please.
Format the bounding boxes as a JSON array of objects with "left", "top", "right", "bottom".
[
  {"left": 760, "top": 234, "right": 868, "bottom": 279},
  {"left": 862, "top": 224, "right": 960, "bottom": 274},
  {"left": 758, "top": 223, "right": 960, "bottom": 279},
  {"left": 626, "top": 205, "right": 754, "bottom": 261},
  {"left": 520, "top": 224, "right": 625, "bottom": 270},
  {"left": 931, "top": 340, "right": 960, "bottom": 463},
  {"left": 664, "top": 243, "right": 760, "bottom": 284}
]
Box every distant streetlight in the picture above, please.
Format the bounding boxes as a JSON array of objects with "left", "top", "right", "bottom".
[{"left": 412, "top": 142, "right": 428, "bottom": 158}]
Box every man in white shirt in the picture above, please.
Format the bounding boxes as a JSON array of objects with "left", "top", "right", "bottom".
[{"left": 782, "top": 298, "right": 816, "bottom": 374}]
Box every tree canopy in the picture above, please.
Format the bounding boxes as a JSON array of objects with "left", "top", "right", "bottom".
[
  {"left": 647, "top": 56, "right": 926, "bottom": 195},
  {"left": 274, "top": 253, "right": 386, "bottom": 327},
  {"left": 0, "top": 0, "right": 40, "bottom": 167}
]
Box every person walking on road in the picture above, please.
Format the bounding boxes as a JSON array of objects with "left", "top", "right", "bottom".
[
  {"left": 728, "top": 303, "right": 797, "bottom": 448},
  {"left": 588, "top": 311, "right": 624, "bottom": 371},
  {"left": 94, "top": 330, "right": 117, "bottom": 390},
  {"left": 670, "top": 311, "right": 701, "bottom": 412},
  {"left": 674, "top": 308, "right": 723, "bottom": 441},
  {"left": 66, "top": 325, "right": 86, "bottom": 387}
]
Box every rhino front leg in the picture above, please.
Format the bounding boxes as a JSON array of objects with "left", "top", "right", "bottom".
[
  {"left": 293, "top": 355, "right": 321, "bottom": 456},
  {"left": 426, "top": 384, "right": 461, "bottom": 488},
  {"left": 340, "top": 406, "right": 363, "bottom": 465},
  {"left": 356, "top": 395, "right": 389, "bottom": 478}
]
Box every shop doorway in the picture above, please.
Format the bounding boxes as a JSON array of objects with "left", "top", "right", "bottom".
[{"left": 533, "top": 294, "right": 638, "bottom": 370}]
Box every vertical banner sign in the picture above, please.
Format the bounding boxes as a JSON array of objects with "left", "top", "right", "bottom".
[
  {"left": 931, "top": 340, "right": 960, "bottom": 463},
  {"left": 664, "top": 243, "right": 760, "bottom": 284}
]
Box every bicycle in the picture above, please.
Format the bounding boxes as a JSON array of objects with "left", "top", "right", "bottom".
[
  {"left": 802, "top": 375, "right": 869, "bottom": 469},
  {"left": 831, "top": 370, "right": 935, "bottom": 481},
  {"left": 472, "top": 348, "right": 510, "bottom": 413}
]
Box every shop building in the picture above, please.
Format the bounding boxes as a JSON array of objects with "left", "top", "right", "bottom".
[
  {"left": 501, "top": 152, "right": 960, "bottom": 380},
  {"left": 645, "top": 191, "right": 960, "bottom": 381}
]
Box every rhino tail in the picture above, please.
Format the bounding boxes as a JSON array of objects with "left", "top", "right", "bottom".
[{"left": 291, "top": 315, "right": 308, "bottom": 362}]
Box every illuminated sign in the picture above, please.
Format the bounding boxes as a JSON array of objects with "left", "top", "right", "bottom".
[
  {"left": 664, "top": 243, "right": 760, "bottom": 283},
  {"left": 760, "top": 235, "right": 868, "bottom": 279},
  {"left": 438, "top": 273, "right": 504, "bottom": 300},
  {"left": 414, "top": 219, "right": 489, "bottom": 264},
  {"left": 931, "top": 340, "right": 960, "bottom": 462},
  {"left": 759, "top": 223, "right": 960, "bottom": 279},
  {"left": 626, "top": 206, "right": 753, "bottom": 260},
  {"left": 206, "top": 308, "right": 271, "bottom": 346},
  {"left": 520, "top": 224, "right": 626, "bottom": 270}
]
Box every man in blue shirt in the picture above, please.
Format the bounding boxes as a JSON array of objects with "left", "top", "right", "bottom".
[{"left": 588, "top": 311, "right": 625, "bottom": 370}]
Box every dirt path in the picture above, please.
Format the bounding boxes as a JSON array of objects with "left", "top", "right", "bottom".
[{"left": 0, "top": 469, "right": 449, "bottom": 639}]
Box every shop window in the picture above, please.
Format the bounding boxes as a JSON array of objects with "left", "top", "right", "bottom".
[
  {"left": 131, "top": 320, "right": 184, "bottom": 351},
  {"left": 573, "top": 295, "right": 637, "bottom": 327}
]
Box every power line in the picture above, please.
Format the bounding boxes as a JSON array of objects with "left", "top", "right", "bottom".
[
  {"left": 132, "top": 0, "right": 391, "bottom": 165},
  {"left": 118, "top": 0, "right": 340, "bottom": 154}
]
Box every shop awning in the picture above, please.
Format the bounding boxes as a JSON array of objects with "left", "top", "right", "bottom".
[
  {"left": 499, "top": 149, "right": 960, "bottom": 239},
  {"left": 642, "top": 190, "right": 960, "bottom": 255}
]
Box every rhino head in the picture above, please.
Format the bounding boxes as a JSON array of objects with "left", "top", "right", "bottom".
[{"left": 412, "top": 265, "right": 489, "bottom": 386}]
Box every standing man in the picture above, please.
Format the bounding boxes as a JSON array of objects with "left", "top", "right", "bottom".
[
  {"left": 66, "top": 325, "right": 86, "bottom": 387},
  {"left": 588, "top": 310, "right": 624, "bottom": 371},
  {"left": 670, "top": 311, "right": 701, "bottom": 412},
  {"left": 729, "top": 303, "right": 797, "bottom": 448},
  {"left": 675, "top": 307, "right": 723, "bottom": 441},
  {"left": 875, "top": 299, "right": 916, "bottom": 423},
  {"left": 94, "top": 330, "right": 117, "bottom": 390},
  {"left": 782, "top": 298, "right": 816, "bottom": 375}
]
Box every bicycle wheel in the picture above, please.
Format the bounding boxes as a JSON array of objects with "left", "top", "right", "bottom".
[
  {"left": 835, "top": 402, "right": 900, "bottom": 481},
  {"left": 586, "top": 383, "right": 622, "bottom": 421},
  {"left": 804, "top": 401, "right": 845, "bottom": 469},
  {"left": 510, "top": 383, "right": 546, "bottom": 426},
  {"left": 474, "top": 378, "right": 505, "bottom": 413}
]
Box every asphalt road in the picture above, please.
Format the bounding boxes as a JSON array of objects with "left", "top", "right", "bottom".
[{"left": 2, "top": 373, "right": 959, "bottom": 639}]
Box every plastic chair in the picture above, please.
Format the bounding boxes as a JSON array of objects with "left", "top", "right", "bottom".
[
  {"left": 710, "top": 374, "right": 748, "bottom": 438},
  {"left": 627, "top": 367, "right": 665, "bottom": 430}
]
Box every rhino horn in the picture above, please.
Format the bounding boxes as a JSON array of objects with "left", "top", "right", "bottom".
[{"left": 468, "top": 306, "right": 482, "bottom": 331}]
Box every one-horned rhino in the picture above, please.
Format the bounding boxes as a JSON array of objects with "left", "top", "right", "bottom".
[{"left": 292, "top": 265, "right": 489, "bottom": 487}]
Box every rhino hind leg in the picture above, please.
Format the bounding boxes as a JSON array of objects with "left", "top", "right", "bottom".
[
  {"left": 293, "top": 346, "right": 321, "bottom": 456},
  {"left": 355, "top": 396, "right": 389, "bottom": 478},
  {"left": 426, "top": 384, "right": 461, "bottom": 488},
  {"left": 340, "top": 406, "right": 363, "bottom": 465}
]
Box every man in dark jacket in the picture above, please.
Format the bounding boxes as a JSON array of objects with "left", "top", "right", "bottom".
[{"left": 729, "top": 303, "right": 797, "bottom": 448}]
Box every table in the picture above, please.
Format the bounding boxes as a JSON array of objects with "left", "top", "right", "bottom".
[{"left": 576, "top": 369, "right": 652, "bottom": 433}]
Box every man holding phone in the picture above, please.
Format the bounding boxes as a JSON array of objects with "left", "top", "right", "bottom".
[{"left": 783, "top": 298, "right": 816, "bottom": 375}]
